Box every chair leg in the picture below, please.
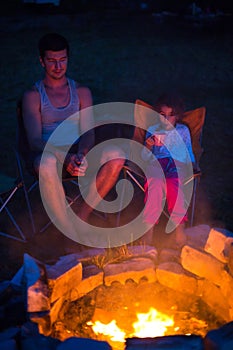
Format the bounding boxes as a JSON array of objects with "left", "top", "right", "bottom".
[
  {"left": 15, "top": 149, "right": 36, "bottom": 235},
  {"left": 0, "top": 184, "right": 27, "bottom": 242},
  {"left": 39, "top": 191, "right": 82, "bottom": 233},
  {"left": 126, "top": 170, "right": 145, "bottom": 192},
  {"left": 116, "top": 168, "right": 146, "bottom": 226},
  {"left": 189, "top": 177, "right": 198, "bottom": 227},
  {"left": 116, "top": 169, "right": 128, "bottom": 227},
  {"left": 21, "top": 181, "right": 36, "bottom": 235},
  {"left": 0, "top": 184, "right": 19, "bottom": 213}
]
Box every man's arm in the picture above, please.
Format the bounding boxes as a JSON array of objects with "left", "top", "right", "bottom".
[
  {"left": 22, "top": 88, "right": 71, "bottom": 166},
  {"left": 64, "top": 85, "right": 95, "bottom": 176},
  {"left": 22, "top": 87, "right": 45, "bottom": 152}
]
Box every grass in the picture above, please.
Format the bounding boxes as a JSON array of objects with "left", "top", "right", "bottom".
[{"left": 0, "top": 8, "right": 233, "bottom": 279}]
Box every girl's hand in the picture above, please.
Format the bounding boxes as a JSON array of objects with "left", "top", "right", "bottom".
[{"left": 145, "top": 135, "right": 155, "bottom": 148}]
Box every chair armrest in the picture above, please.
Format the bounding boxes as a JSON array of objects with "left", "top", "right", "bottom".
[
  {"left": 123, "top": 164, "right": 145, "bottom": 180},
  {"left": 183, "top": 170, "right": 202, "bottom": 186},
  {"left": 193, "top": 168, "right": 202, "bottom": 176}
]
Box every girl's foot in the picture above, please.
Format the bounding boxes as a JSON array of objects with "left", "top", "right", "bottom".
[{"left": 174, "top": 224, "right": 187, "bottom": 248}]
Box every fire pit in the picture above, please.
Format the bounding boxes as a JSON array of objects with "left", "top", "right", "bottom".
[
  {"left": 56, "top": 277, "right": 223, "bottom": 350},
  {"left": 12, "top": 225, "right": 233, "bottom": 349}
]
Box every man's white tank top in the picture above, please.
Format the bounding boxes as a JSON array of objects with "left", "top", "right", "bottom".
[{"left": 35, "top": 78, "right": 80, "bottom": 146}]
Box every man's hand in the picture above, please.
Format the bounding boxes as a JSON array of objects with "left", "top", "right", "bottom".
[{"left": 65, "top": 153, "right": 88, "bottom": 176}]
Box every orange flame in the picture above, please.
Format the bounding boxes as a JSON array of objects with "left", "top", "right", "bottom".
[
  {"left": 132, "top": 307, "right": 174, "bottom": 338},
  {"left": 88, "top": 307, "right": 174, "bottom": 344},
  {"left": 87, "top": 319, "right": 125, "bottom": 342}
]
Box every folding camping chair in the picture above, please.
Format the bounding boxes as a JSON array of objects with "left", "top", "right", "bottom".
[
  {"left": 118, "top": 99, "right": 206, "bottom": 227},
  {"left": 0, "top": 101, "right": 41, "bottom": 242},
  {"left": 16, "top": 100, "right": 107, "bottom": 234},
  {"left": 0, "top": 172, "right": 35, "bottom": 242},
  {"left": 0, "top": 100, "right": 39, "bottom": 242},
  {"left": 15, "top": 100, "right": 87, "bottom": 233}
]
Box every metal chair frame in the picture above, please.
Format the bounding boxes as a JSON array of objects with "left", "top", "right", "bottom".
[
  {"left": 0, "top": 173, "right": 35, "bottom": 242},
  {"left": 14, "top": 125, "right": 90, "bottom": 234}
]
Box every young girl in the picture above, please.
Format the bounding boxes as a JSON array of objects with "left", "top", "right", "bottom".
[{"left": 142, "top": 93, "right": 196, "bottom": 248}]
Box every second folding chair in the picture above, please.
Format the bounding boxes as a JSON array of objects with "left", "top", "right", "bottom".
[{"left": 117, "top": 99, "right": 206, "bottom": 227}]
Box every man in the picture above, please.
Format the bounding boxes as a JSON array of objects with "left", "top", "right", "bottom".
[{"left": 22, "top": 32, "right": 125, "bottom": 244}]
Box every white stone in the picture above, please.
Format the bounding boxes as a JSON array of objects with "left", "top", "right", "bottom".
[
  {"left": 185, "top": 224, "right": 211, "bottom": 249},
  {"left": 70, "top": 265, "right": 103, "bottom": 301},
  {"left": 23, "top": 254, "right": 50, "bottom": 313},
  {"left": 47, "top": 255, "right": 82, "bottom": 303},
  {"left": 181, "top": 245, "right": 225, "bottom": 286},
  {"left": 56, "top": 337, "right": 111, "bottom": 350},
  {"left": 0, "top": 339, "right": 17, "bottom": 350},
  {"left": 158, "top": 249, "right": 180, "bottom": 264},
  {"left": 127, "top": 245, "right": 158, "bottom": 263},
  {"left": 219, "top": 270, "right": 233, "bottom": 308},
  {"left": 204, "top": 228, "right": 233, "bottom": 263},
  {"left": 156, "top": 262, "right": 198, "bottom": 295},
  {"left": 104, "top": 258, "right": 156, "bottom": 286},
  {"left": 197, "top": 279, "right": 231, "bottom": 322},
  {"left": 50, "top": 296, "right": 67, "bottom": 326}
]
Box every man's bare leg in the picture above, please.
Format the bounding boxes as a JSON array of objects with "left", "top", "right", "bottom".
[
  {"left": 36, "top": 152, "right": 76, "bottom": 236},
  {"left": 78, "top": 146, "right": 125, "bottom": 222},
  {"left": 37, "top": 146, "right": 125, "bottom": 247}
]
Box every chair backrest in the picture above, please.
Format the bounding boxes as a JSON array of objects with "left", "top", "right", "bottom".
[
  {"left": 132, "top": 99, "right": 160, "bottom": 145},
  {"left": 181, "top": 106, "right": 206, "bottom": 164},
  {"left": 131, "top": 99, "right": 206, "bottom": 166},
  {"left": 129, "top": 99, "right": 161, "bottom": 164},
  {"left": 16, "top": 100, "right": 84, "bottom": 181}
]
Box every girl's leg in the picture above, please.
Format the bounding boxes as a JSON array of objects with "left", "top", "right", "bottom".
[
  {"left": 143, "top": 163, "right": 166, "bottom": 226},
  {"left": 166, "top": 176, "right": 188, "bottom": 246},
  {"left": 166, "top": 176, "right": 188, "bottom": 226}
]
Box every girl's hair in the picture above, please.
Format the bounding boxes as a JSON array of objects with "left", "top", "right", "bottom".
[
  {"left": 154, "top": 92, "right": 185, "bottom": 120},
  {"left": 38, "top": 32, "right": 69, "bottom": 58}
]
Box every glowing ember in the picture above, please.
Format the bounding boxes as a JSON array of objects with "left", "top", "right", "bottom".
[
  {"left": 132, "top": 307, "right": 174, "bottom": 338},
  {"left": 88, "top": 307, "right": 174, "bottom": 345}
]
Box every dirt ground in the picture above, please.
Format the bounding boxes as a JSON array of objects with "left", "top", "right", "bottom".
[{"left": 0, "top": 6, "right": 233, "bottom": 282}]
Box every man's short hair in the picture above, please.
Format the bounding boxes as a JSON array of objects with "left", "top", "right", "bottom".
[{"left": 38, "top": 32, "right": 69, "bottom": 58}]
